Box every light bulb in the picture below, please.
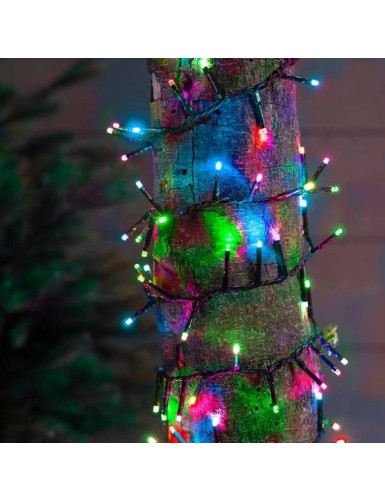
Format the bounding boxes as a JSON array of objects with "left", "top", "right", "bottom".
[
  {"left": 153, "top": 405, "right": 159, "bottom": 414},
  {"left": 106, "top": 127, "right": 113, "bottom": 134},
  {"left": 215, "top": 161, "right": 222, "bottom": 171},
  {"left": 233, "top": 343, "right": 240, "bottom": 355},
  {"left": 256, "top": 173, "right": 263, "bottom": 183},
  {"left": 310, "top": 79, "right": 320, "bottom": 87},
  {"left": 304, "top": 181, "right": 316, "bottom": 191},
  {"left": 132, "top": 127, "right": 142, "bottom": 133},
  {"left": 299, "top": 146, "right": 305, "bottom": 155},
  {"left": 331, "top": 186, "right": 340, "bottom": 193},
  {"left": 157, "top": 215, "right": 168, "bottom": 224},
  {"left": 299, "top": 197, "right": 308, "bottom": 208},
  {"left": 332, "top": 423, "right": 341, "bottom": 431},
  {"left": 181, "top": 331, "right": 188, "bottom": 341},
  {"left": 112, "top": 122, "right": 120, "bottom": 129},
  {"left": 321, "top": 382, "right": 328, "bottom": 390},
  {"left": 136, "top": 180, "right": 143, "bottom": 189},
  {"left": 121, "top": 154, "right": 128, "bottom": 162},
  {"left": 143, "top": 264, "right": 151, "bottom": 273},
  {"left": 125, "top": 317, "right": 133, "bottom": 326},
  {"left": 256, "top": 240, "right": 263, "bottom": 248},
  {"left": 334, "top": 227, "right": 344, "bottom": 237},
  {"left": 147, "top": 436, "right": 157, "bottom": 443},
  {"left": 323, "top": 157, "right": 330, "bottom": 164},
  {"left": 121, "top": 234, "right": 129, "bottom": 241}
]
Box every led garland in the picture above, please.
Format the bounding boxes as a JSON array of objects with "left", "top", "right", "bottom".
[{"left": 109, "top": 59, "right": 348, "bottom": 443}]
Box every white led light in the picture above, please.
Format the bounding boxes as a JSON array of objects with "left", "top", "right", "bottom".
[
  {"left": 321, "top": 383, "right": 328, "bottom": 390},
  {"left": 332, "top": 423, "right": 341, "bottom": 431},
  {"left": 181, "top": 331, "right": 188, "bottom": 341},
  {"left": 256, "top": 240, "right": 263, "bottom": 248},
  {"left": 121, "top": 234, "right": 129, "bottom": 241},
  {"left": 341, "top": 358, "right": 349, "bottom": 366},
  {"left": 136, "top": 180, "right": 144, "bottom": 189},
  {"left": 153, "top": 405, "right": 159, "bottom": 414}
]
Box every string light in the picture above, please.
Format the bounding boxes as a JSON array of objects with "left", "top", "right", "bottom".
[
  {"left": 299, "top": 196, "right": 308, "bottom": 208},
  {"left": 147, "top": 436, "right": 157, "bottom": 443},
  {"left": 266, "top": 370, "right": 279, "bottom": 412},
  {"left": 222, "top": 248, "right": 230, "bottom": 289},
  {"left": 176, "top": 380, "right": 188, "bottom": 423},
  {"left": 212, "top": 162, "right": 222, "bottom": 200},
  {"left": 249, "top": 173, "right": 263, "bottom": 199},
  {"left": 142, "top": 217, "right": 155, "bottom": 258},
  {"left": 134, "top": 263, "right": 146, "bottom": 283},
  {"left": 181, "top": 300, "right": 200, "bottom": 342},
  {"left": 124, "top": 298, "right": 158, "bottom": 328},
  {"left": 108, "top": 60, "right": 348, "bottom": 443},
  {"left": 202, "top": 65, "right": 224, "bottom": 99},
  {"left": 317, "top": 335, "right": 348, "bottom": 365},
  {"left": 121, "top": 144, "right": 154, "bottom": 162},
  {"left": 143, "top": 264, "right": 152, "bottom": 275},
  {"left": 120, "top": 210, "right": 152, "bottom": 243},
  {"left": 153, "top": 367, "right": 164, "bottom": 414},
  {"left": 169, "top": 426, "right": 186, "bottom": 443},
  {"left": 304, "top": 181, "right": 316, "bottom": 191},
  {"left": 294, "top": 357, "right": 327, "bottom": 390},
  {"left": 198, "top": 58, "right": 212, "bottom": 70},
  {"left": 249, "top": 90, "right": 266, "bottom": 128},
  {"left": 310, "top": 157, "right": 331, "bottom": 182},
  {"left": 335, "top": 437, "right": 348, "bottom": 443},
  {"left": 311, "top": 345, "right": 342, "bottom": 376},
  {"left": 282, "top": 74, "right": 321, "bottom": 87},
  {"left": 135, "top": 180, "right": 163, "bottom": 212},
  {"left": 168, "top": 79, "right": 195, "bottom": 117},
  {"left": 255, "top": 240, "right": 263, "bottom": 286},
  {"left": 233, "top": 343, "right": 240, "bottom": 369},
  {"left": 271, "top": 228, "right": 288, "bottom": 278}
]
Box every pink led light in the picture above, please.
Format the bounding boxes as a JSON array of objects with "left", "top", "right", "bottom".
[
  {"left": 323, "top": 157, "right": 330, "bottom": 164},
  {"left": 332, "top": 423, "right": 341, "bottom": 431},
  {"left": 176, "top": 415, "right": 182, "bottom": 422},
  {"left": 270, "top": 227, "right": 281, "bottom": 241},
  {"left": 256, "top": 173, "right": 263, "bottom": 183},
  {"left": 113, "top": 122, "right": 120, "bottom": 129},
  {"left": 121, "top": 154, "right": 128, "bottom": 162},
  {"left": 321, "top": 382, "right": 328, "bottom": 390}
]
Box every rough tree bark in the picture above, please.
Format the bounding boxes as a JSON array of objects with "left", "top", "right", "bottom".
[{"left": 147, "top": 58, "right": 320, "bottom": 443}]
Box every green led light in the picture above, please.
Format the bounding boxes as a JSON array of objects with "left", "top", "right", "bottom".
[
  {"left": 334, "top": 227, "right": 344, "bottom": 237},
  {"left": 147, "top": 436, "right": 157, "bottom": 443},
  {"left": 233, "top": 343, "right": 240, "bottom": 355},
  {"left": 198, "top": 58, "right": 212, "bottom": 69},
  {"left": 157, "top": 215, "right": 168, "bottom": 224},
  {"left": 273, "top": 404, "right": 279, "bottom": 414},
  {"left": 135, "top": 235, "right": 142, "bottom": 243},
  {"left": 331, "top": 186, "right": 340, "bottom": 193},
  {"left": 304, "top": 278, "right": 311, "bottom": 289}
]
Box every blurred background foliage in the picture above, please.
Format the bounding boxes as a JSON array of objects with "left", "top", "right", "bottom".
[{"left": 0, "top": 59, "right": 161, "bottom": 442}]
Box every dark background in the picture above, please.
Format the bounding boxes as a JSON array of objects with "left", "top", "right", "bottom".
[{"left": 1, "top": 58, "right": 384, "bottom": 442}]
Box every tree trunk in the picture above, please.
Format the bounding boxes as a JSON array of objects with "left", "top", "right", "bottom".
[{"left": 147, "top": 58, "right": 320, "bottom": 443}]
